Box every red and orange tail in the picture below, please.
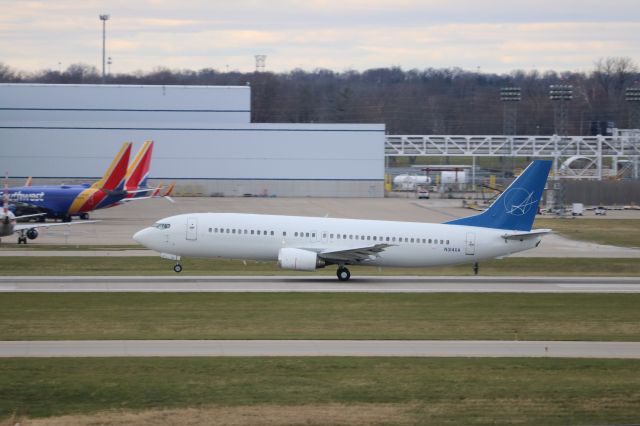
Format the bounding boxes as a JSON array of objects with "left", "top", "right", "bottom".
[
  {"left": 163, "top": 181, "right": 175, "bottom": 197},
  {"left": 151, "top": 181, "right": 163, "bottom": 197},
  {"left": 125, "top": 140, "right": 154, "bottom": 191},
  {"left": 91, "top": 142, "right": 132, "bottom": 191}
]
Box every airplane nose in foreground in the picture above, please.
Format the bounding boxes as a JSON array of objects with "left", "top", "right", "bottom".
[{"left": 133, "top": 227, "right": 151, "bottom": 246}]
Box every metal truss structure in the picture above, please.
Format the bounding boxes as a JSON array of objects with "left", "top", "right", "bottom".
[{"left": 385, "top": 132, "right": 640, "bottom": 180}]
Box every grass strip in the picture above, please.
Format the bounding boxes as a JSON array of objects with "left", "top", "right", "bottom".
[
  {"left": 0, "top": 256, "right": 639, "bottom": 276},
  {"left": 2, "top": 357, "right": 640, "bottom": 425},
  {"left": 2, "top": 293, "right": 639, "bottom": 341},
  {"left": 534, "top": 218, "right": 640, "bottom": 248}
]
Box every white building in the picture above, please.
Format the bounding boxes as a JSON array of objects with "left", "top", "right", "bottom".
[{"left": 0, "top": 84, "right": 385, "bottom": 197}]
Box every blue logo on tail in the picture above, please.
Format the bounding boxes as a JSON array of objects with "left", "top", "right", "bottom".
[{"left": 445, "top": 160, "right": 552, "bottom": 231}]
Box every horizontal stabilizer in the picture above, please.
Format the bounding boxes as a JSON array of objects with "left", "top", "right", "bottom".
[{"left": 501, "top": 229, "right": 551, "bottom": 240}]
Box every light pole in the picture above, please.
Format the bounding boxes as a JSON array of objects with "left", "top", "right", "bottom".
[
  {"left": 625, "top": 87, "right": 640, "bottom": 129},
  {"left": 500, "top": 87, "right": 521, "bottom": 135},
  {"left": 549, "top": 84, "right": 573, "bottom": 136},
  {"left": 99, "top": 14, "right": 110, "bottom": 83}
]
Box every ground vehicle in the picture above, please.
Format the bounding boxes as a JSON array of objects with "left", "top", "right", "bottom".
[
  {"left": 417, "top": 186, "right": 430, "bottom": 199},
  {"left": 595, "top": 206, "right": 606, "bottom": 216}
]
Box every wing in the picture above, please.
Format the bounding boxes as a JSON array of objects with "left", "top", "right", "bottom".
[
  {"left": 14, "top": 220, "right": 98, "bottom": 232},
  {"left": 318, "top": 243, "right": 393, "bottom": 264}
]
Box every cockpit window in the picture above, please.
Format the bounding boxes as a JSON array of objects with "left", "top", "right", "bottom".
[{"left": 153, "top": 223, "right": 171, "bottom": 230}]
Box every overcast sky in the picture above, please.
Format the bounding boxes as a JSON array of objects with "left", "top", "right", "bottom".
[{"left": 1, "top": 0, "right": 639, "bottom": 74}]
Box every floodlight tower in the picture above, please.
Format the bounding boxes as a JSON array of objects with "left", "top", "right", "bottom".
[
  {"left": 255, "top": 55, "right": 266, "bottom": 72},
  {"left": 626, "top": 87, "right": 640, "bottom": 180},
  {"left": 500, "top": 87, "right": 521, "bottom": 135},
  {"left": 549, "top": 84, "right": 573, "bottom": 136},
  {"left": 99, "top": 14, "right": 110, "bottom": 83},
  {"left": 626, "top": 87, "right": 640, "bottom": 129}
]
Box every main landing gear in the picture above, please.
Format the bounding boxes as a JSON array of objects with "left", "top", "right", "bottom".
[{"left": 336, "top": 266, "right": 351, "bottom": 281}]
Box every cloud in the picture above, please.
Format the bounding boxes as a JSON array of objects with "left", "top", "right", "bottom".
[{"left": 0, "top": 0, "right": 638, "bottom": 73}]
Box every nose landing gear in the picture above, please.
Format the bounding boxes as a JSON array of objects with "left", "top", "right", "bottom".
[
  {"left": 173, "top": 263, "right": 182, "bottom": 273},
  {"left": 336, "top": 266, "right": 351, "bottom": 281}
]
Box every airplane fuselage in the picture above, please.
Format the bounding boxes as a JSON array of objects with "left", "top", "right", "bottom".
[
  {"left": 8, "top": 185, "right": 127, "bottom": 219},
  {"left": 135, "top": 213, "right": 542, "bottom": 268}
]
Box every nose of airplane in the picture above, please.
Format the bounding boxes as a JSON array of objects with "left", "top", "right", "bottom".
[{"left": 133, "top": 227, "right": 152, "bottom": 247}]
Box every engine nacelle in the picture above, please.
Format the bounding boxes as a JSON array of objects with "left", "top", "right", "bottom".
[
  {"left": 26, "top": 228, "right": 38, "bottom": 240},
  {"left": 277, "top": 248, "right": 325, "bottom": 271}
]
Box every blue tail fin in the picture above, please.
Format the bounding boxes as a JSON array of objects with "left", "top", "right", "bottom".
[{"left": 445, "top": 160, "right": 552, "bottom": 231}]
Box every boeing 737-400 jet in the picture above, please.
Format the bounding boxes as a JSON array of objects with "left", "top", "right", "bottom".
[{"left": 133, "top": 160, "right": 552, "bottom": 280}]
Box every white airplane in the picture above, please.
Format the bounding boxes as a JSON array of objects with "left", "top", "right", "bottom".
[
  {"left": 133, "top": 160, "right": 552, "bottom": 280},
  {"left": 1, "top": 177, "right": 96, "bottom": 244}
]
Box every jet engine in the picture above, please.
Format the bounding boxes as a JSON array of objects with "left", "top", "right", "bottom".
[
  {"left": 26, "top": 228, "right": 38, "bottom": 240},
  {"left": 277, "top": 248, "right": 325, "bottom": 271}
]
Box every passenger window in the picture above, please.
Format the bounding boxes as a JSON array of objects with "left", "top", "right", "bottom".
[
  {"left": 312, "top": 233, "right": 316, "bottom": 238},
  {"left": 367, "top": 236, "right": 371, "bottom": 241},
  {"left": 446, "top": 240, "right": 450, "bottom": 244},
  {"left": 305, "top": 232, "right": 309, "bottom": 237},
  {"left": 373, "top": 236, "right": 377, "bottom": 241},
  {"left": 428, "top": 239, "right": 432, "bottom": 244},
  {"left": 271, "top": 231, "right": 274, "bottom": 236},
  {"left": 440, "top": 240, "right": 444, "bottom": 244},
  {"left": 283, "top": 232, "right": 287, "bottom": 237},
  {"left": 251, "top": 230, "right": 255, "bottom": 235}
]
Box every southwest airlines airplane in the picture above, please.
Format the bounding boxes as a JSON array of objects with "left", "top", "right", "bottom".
[
  {"left": 8, "top": 141, "right": 161, "bottom": 221},
  {"left": 134, "top": 160, "right": 552, "bottom": 280},
  {"left": 1, "top": 178, "right": 95, "bottom": 244}
]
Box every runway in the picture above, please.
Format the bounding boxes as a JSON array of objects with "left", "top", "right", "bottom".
[
  {"left": 1, "top": 275, "right": 640, "bottom": 293},
  {"left": 2, "top": 339, "right": 639, "bottom": 358}
]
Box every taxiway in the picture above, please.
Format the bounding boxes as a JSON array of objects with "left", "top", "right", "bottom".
[{"left": 1, "top": 275, "right": 639, "bottom": 293}]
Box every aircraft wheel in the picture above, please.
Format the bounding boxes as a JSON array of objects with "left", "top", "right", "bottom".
[
  {"left": 473, "top": 262, "right": 479, "bottom": 275},
  {"left": 63, "top": 215, "right": 72, "bottom": 223},
  {"left": 18, "top": 236, "right": 27, "bottom": 244},
  {"left": 80, "top": 213, "right": 90, "bottom": 220},
  {"left": 173, "top": 263, "right": 183, "bottom": 273},
  {"left": 336, "top": 266, "right": 351, "bottom": 281}
]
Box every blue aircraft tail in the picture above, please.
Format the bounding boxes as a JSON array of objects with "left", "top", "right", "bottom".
[{"left": 445, "top": 160, "right": 552, "bottom": 231}]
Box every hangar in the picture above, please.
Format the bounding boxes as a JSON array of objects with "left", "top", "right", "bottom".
[{"left": 0, "top": 84, "right": 384, "bottom": 197}]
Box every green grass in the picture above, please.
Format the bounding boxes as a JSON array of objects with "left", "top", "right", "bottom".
[
  {"left": 0, "top": 256, "right": 639, "bottom": 276},
  {"left": 534, "top": 218, "right": 640, "bottom": 248},
  {"left": 2, "top": 357, "right": 640, "bottom": 425},
  {"left": 2, "top": 293, "right": 639, "bottom": 341}
]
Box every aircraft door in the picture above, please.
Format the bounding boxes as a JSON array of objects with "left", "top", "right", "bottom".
[
  {"left": 186, "top": 216, "right": 198, "bottom": 241},
  {"left": 465, "top": 232, "right": 476, "bottom": 255}
]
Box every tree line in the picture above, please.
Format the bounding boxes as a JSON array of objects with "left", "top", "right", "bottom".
[{"left": 1, "top": 57, "right": 638, "bottom": 135}]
